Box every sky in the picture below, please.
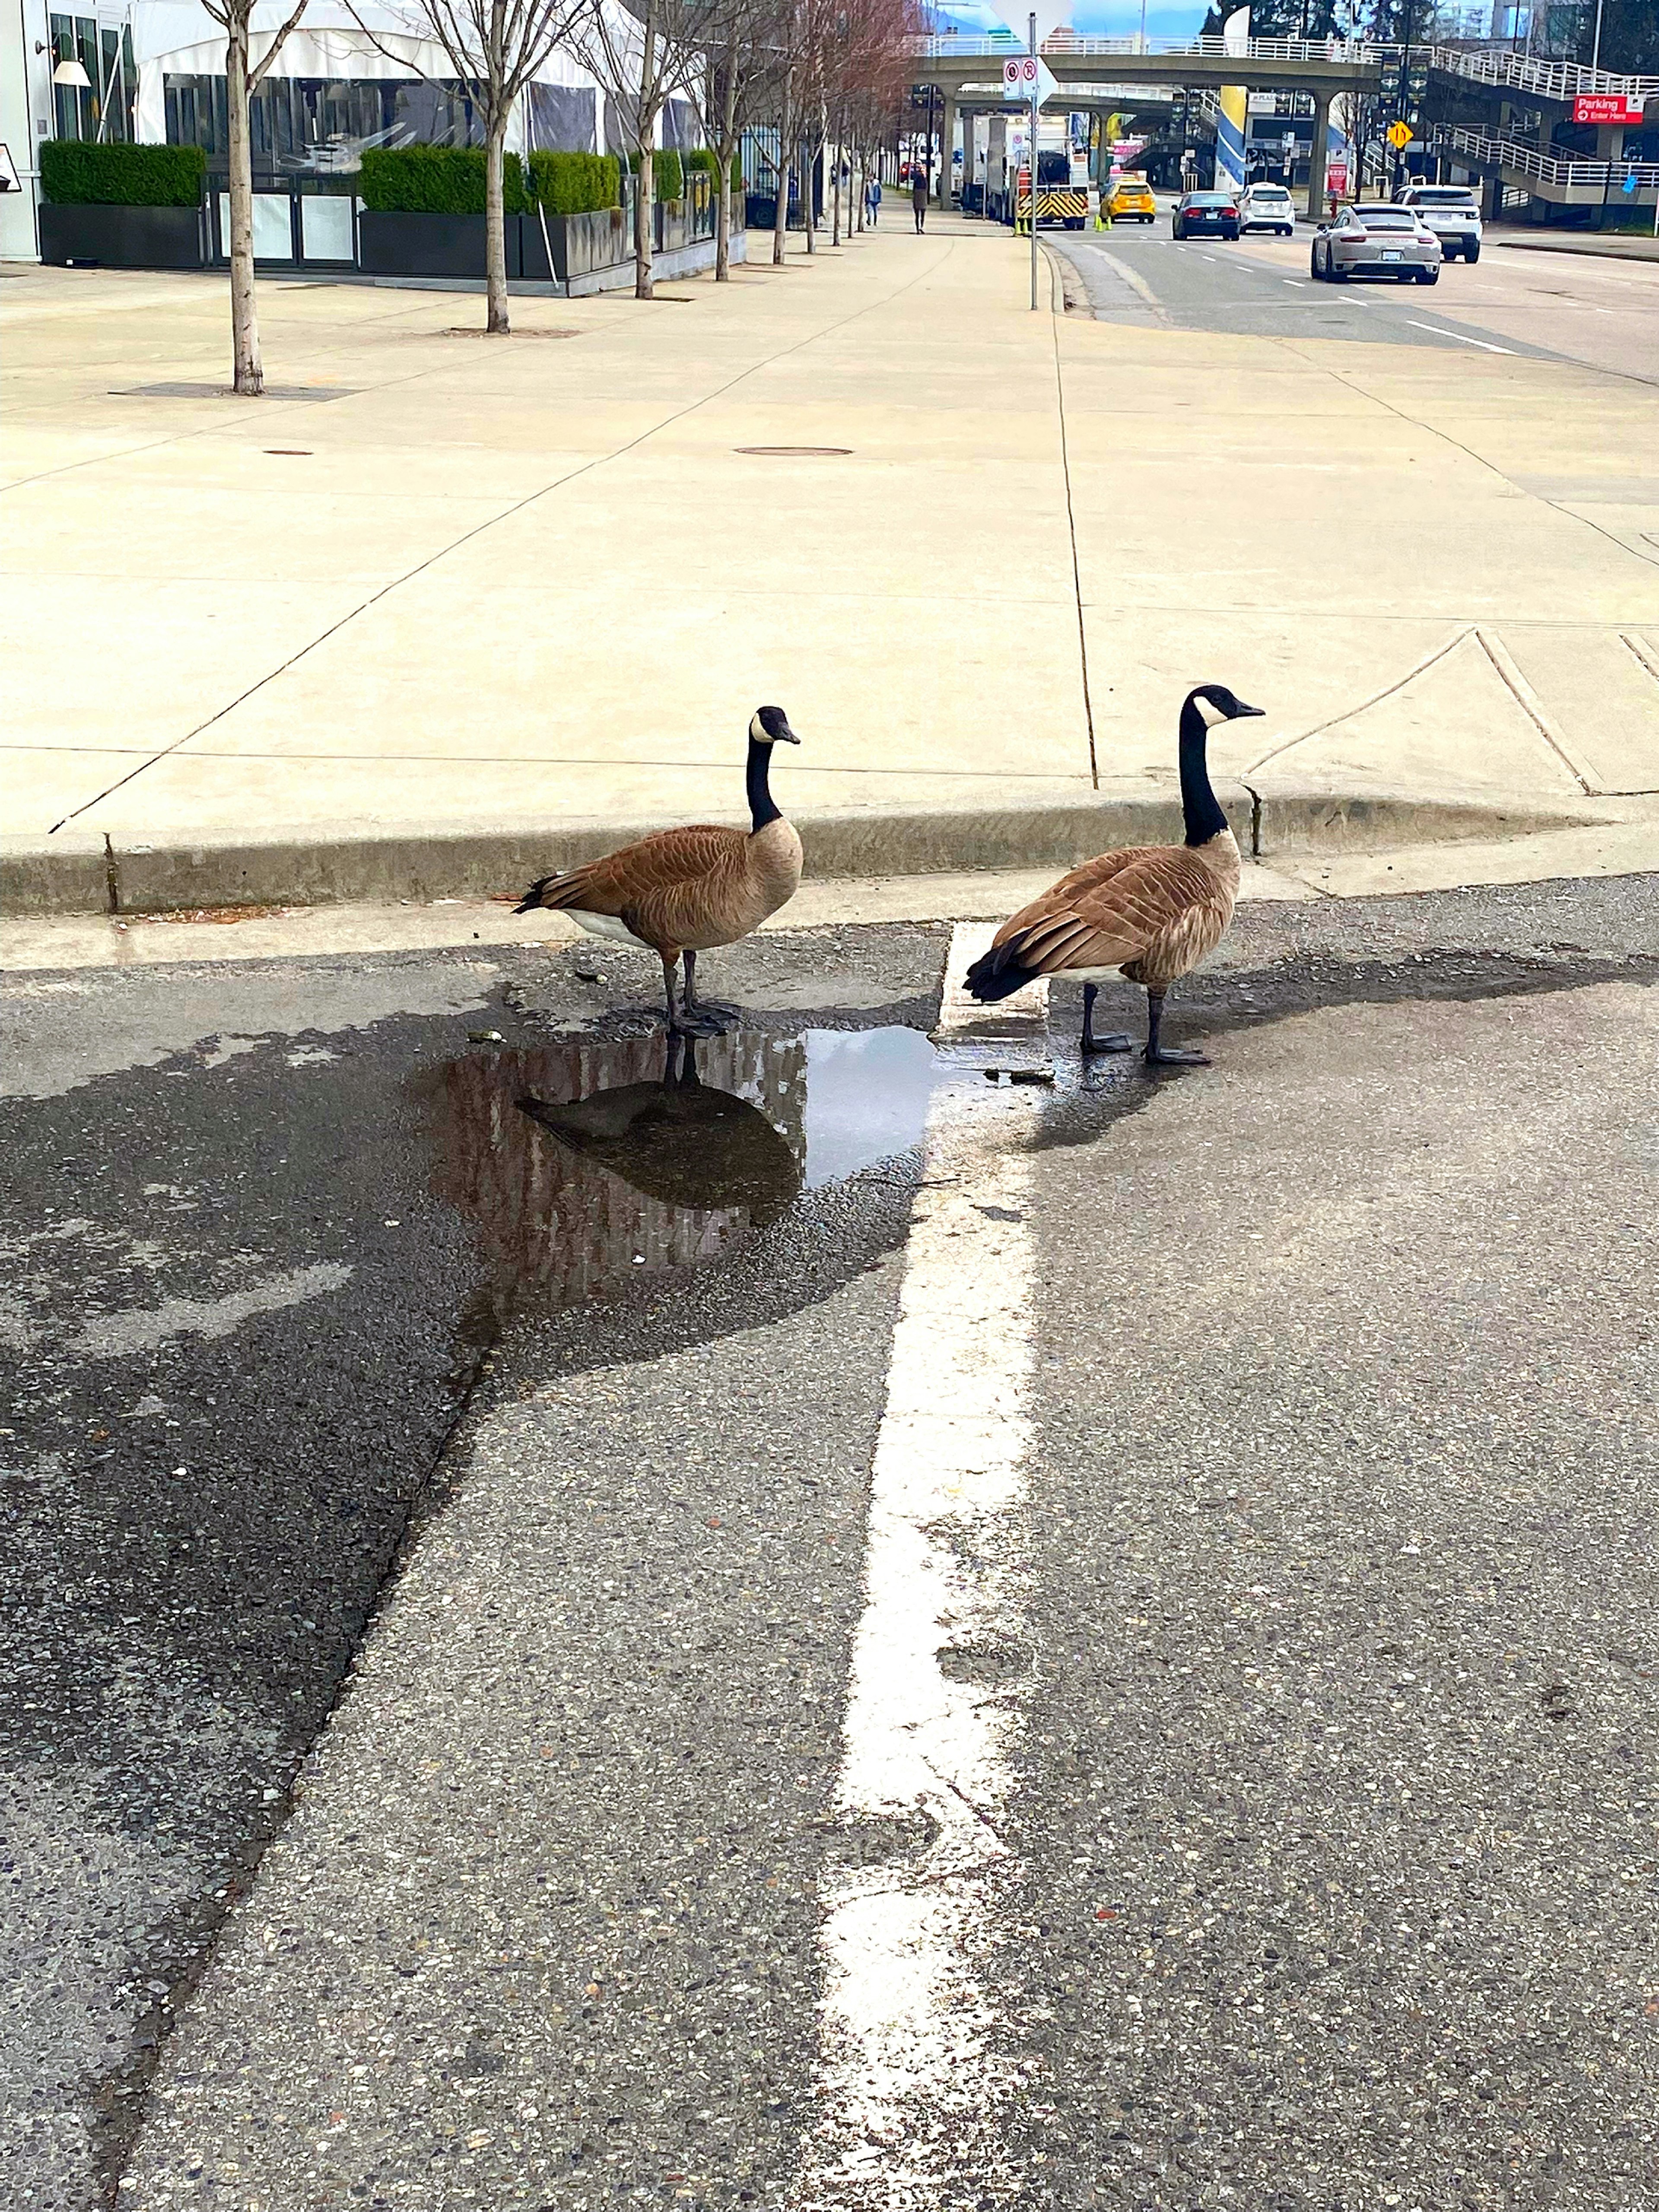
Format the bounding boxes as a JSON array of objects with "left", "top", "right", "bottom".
[{"left": 929, "top": 2, "right": 1217, "bottom": 44}]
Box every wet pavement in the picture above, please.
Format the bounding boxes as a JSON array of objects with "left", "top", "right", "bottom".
[{"left": 3, "top": 882, "right": 1658, "bottom": 2209}]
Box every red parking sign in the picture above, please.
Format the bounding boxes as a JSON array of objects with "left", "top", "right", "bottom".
[{"left": 1573, "top": 93, "right": 1644, "bottom": 124}]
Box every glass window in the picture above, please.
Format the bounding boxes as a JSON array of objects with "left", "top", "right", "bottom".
[
  {"left": 51, "top": 14, "right": 78, "bottom": 139},
  {"left": 76, "top": 17, "right": 97, "bottom": 138}
]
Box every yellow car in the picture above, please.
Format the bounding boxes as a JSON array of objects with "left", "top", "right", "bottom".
[{"left": 1106, "top": 175, "right": 1157, "bottom": 223}]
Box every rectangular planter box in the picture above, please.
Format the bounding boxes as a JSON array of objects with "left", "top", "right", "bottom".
[
  {"left": 359, "top": 207, "right": 500, "bottom": 278},
  {"left": 554, "top": 205, "right": 629, "bottom": 282},
  {"left": 359, "top": 205, "right": 633, "bottom": 286},
  {"left": 39, "top": 200, "right": 205, "bottom": 270}
]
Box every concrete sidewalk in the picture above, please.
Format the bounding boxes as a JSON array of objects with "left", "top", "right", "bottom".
[{"left": 3, "top": 218, "right": 1657, "bottom": 913}]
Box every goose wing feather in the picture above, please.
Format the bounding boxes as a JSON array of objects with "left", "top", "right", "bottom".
[
  {"left": 535, "top": 826, "right": 750, "bottom": 947},
  {"left": 992, "top": 846, "right": 1230, "bottom": 979}
]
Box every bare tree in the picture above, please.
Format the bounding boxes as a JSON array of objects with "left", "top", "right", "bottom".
[
  {"left": 198, "top": 0, "right": 307, "bottom": 394},
  {"left": 574, "top": 0, "right": 715, "bottom": 297},
  {"left": 353, "top": 0, "right": 578, "bottom": 334},
  {"left": 689, "top": 0, "right": 781, "bottom": 280}
]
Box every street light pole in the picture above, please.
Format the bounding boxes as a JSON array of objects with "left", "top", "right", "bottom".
[
  {"left": 1591, "top": 0, "right": 1605, "bottom": 72},
  {"left": 1030, "top": 10, "right": 1039, "bottom": 311}
]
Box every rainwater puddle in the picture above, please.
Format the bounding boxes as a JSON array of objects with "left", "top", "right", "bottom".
[{"left": 435, "top": 1025, "right": 942, "bottom": 1312}]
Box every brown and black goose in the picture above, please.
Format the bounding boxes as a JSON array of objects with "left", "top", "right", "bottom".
[
  {"left": 515, "top": 706, "right": 804, "bottom": 1036},
  {"left": 966, "top": 683, "right": 1264, "bottom": 1065}
]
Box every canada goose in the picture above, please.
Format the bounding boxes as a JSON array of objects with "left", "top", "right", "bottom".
[
  {"left": 515, "top": 707, "right": 804, "bottom": 1036},
  {"left": 965, "top": 684, "right": 1265, "bottom": 1066},
  {"left": 518, "top": 1034, "right": 801, "bottom": 1223}
]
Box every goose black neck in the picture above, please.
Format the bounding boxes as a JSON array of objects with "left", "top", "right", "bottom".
[
  {"left": 747, "top": 737, "right": 781, "bottom": 832},
  {"left": 1178, "top": 695, "right": 1229, "bottom": 847}
]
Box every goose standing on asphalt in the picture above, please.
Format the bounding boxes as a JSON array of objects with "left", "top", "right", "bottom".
[
  {"left": 966, "top": 683, "right": 1265, "bottom": 1065},
  {"left": 515, "top": 706, "right": 804, "bottom": 1036}
]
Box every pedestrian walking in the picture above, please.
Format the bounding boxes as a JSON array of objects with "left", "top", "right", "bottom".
[
  {"left": 912, "top": 172, "right": 928, "bottom": 233},
  {"left": 866, "top": 174, "right": 881, "bottom": 226}
]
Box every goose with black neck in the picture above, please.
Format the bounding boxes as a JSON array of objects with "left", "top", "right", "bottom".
[
  {"left": 965, "top": 683, "right": 1265, "bottom": 1066},
  {"left": 515, "top": 706, "right": 804, "bottom": 1038}
]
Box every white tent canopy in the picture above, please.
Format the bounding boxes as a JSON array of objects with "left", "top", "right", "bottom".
[{"left": 130, "top": 0, "right": 649, "bottom": 153}]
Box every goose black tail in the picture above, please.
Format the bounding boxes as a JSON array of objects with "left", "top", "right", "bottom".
[
  {"left": 964, "top": 942, "right": 1040, "bottom": 1004},
  {"left": 514, "top": 872, "right": 561, "bottom": 915}
]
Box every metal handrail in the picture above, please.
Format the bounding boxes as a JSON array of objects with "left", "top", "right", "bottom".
[
  {"left": 1439, "top": 122, "right": 1659, "bottom": 186},
  {"left": 1424, "top": 45, "right": 1659, "bottom": 100}
]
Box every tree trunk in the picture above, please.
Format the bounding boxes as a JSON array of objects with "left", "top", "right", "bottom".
[
  {"left": 484, "top": 121, "right": 510, "bottom": 335},
  {"left": 715, "top": 68, "right": 738, "bottom": 282},
  {"left": 803, "top": 139, "right": 815, "bottom": 253},
  {"left": 855, "top": 146, "right": 864, "bottom": 234},
  {"left": 225, "top": 19, "right": 262, "bottom": 396},
  {"left": 635, "top": 140, "right": 655, "bottom": 297},
  {"left": 772, "top": 78, "right": 792, "bottom": 265},
  {"left": 832, "top": 140, "right": 841, "bottom": 246}
]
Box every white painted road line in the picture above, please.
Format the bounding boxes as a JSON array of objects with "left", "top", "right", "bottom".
[
  {"left": 1283, "top": 278, "right": 1305, "bottom": 287},
  {"left": 792, "top": 922, "right": 1046, "bottom": 2206},
  {"left": 1405, "top": 319, "right": 1515, "bottom": 353}
]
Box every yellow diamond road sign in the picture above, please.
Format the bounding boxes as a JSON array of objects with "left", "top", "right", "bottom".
[{"left": 1387, "top": 120, "right": 1413, "bottom": 149}]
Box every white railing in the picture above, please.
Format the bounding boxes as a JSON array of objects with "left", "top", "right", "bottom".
[
  {"left": 1424, "top": 44, "right": 1659, "bottom": 102},
  {"left": 1439, "top": 123, "right": 1659, "bottom": 191}
]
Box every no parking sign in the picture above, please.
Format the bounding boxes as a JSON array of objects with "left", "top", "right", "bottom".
[{"left": 1002, "top": 54, "right": 1058, "bottom": 105}]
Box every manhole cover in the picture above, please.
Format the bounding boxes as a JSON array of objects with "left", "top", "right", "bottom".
[{"left": 735, "top": 445, "right": 852, "bottom": 456}]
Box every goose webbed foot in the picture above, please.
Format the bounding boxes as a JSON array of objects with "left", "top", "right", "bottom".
[
  {"left": 670, "top": 1007, "right": 731, "bottom": 1039},
  {"left": 1080, "top": 983, "right": 1133, "bottom": 1057},
  {"left": 1142, "top": 992, "right": 1208, "bottom": 1068},
  {"left": 680, "top": 953, "right": 742, "bottom": 1033}
]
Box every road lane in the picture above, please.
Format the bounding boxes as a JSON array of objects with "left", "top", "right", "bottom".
[
  {"left": 997, "top": 971, "right": 1659, "bottom": 2208},
  {"left": 1057, "top": 221, "right": 1560, "bottom": 361}
]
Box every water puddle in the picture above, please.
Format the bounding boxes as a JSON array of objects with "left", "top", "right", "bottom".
[{"left": 435, "top": 1025, "right": 942, "bottom": 1312}]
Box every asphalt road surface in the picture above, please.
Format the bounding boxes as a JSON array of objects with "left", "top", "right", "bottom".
[
  {"left": 1055, "top": 216, "right": 1659, "bottom": 382},
  {"left": 4, "top": 877, "right": 1659, "bottom": 2210}
]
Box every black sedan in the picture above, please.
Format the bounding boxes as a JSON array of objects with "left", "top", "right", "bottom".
[{"left": 1173, "top": 190, "right": 1240, "bottom": 242}]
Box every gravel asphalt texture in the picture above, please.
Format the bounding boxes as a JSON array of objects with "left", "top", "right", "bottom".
[{"left": 2, "top": 876, "right": 1656, "bottom": 2209}]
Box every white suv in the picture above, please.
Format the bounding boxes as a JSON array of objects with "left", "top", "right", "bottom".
[
  {"left": 1239, "top": 182, "right": 1296, "bottom": 236},
  {"left": 1396, "top": 183, "right": 1483, "bottom": 262}
]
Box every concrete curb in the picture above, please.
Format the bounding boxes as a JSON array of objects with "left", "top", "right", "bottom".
[
  {"left": 0, "top": 789, "right": 1595, "bottom": 918},
  {"left": 1493, "top": 234, "right": 1659, "bottom": 265}
]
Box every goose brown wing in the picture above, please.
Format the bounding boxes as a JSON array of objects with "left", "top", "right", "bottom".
[
  {"left": 992, "top": 847, "right": 1226, "bottom": 977},
  {"left": 537, "top": 826, "right": 748, "bottom": 938}
]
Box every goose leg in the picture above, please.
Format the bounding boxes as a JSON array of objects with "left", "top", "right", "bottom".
[
  {"left": 1144, "top": 988, "right": 1208, "bottom": 1068},
  {"left": 1080, "top": 982, "right": 1132, "bottom": 1057},
  {"left": 680, "top": 949, "right": 742, "bottom": 1034}
]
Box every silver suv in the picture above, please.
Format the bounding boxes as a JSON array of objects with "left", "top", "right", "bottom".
[{"left": 1395, "top": 184, "right": 1483, "bottom": 263}]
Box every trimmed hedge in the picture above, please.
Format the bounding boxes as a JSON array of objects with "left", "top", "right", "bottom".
[
  {"left": 40, "top": 140, "right": 205, "bottom": 208},
  {"left": 683, "top": 146, "right": 742, "bottom": 196},
  {"left": 527, "top": 149, "right": 620, "bottom": 214},
  {"left": 628, "top": 148, "right": 683, "bottom": 201},
  {"left": 358, "top": 144, "right": 529, "bottom": 216}
]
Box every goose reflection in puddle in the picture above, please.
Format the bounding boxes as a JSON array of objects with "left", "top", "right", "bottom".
[
  {"left": 519, "top": 1031, "right": 802, "bottom": 1222},
  {"left": 435, "top": 1024, "right": 940, "bottom": 1313}
]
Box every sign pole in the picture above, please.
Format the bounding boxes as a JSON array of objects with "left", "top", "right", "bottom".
[{"left": 1030, "top": 10, "right": 1039, "bottom": 310}]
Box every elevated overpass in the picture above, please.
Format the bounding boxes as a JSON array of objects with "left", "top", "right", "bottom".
[{"left": 917, "top": 34, "right": 1659, "bottom": 218}]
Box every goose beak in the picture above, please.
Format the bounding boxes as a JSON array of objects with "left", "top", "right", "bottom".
[
  {"left": 1233, "top": 701, "right": 1265, "bottom": 719},
  {"left": 774, "top": 722, "right": 801, "bottom": 745}
]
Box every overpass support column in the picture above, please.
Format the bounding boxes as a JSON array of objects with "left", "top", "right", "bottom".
[
  {"left": 1306, "top": 92, "right": 1330, "bottom": 221},
  {"left": 940, "top": 95, "right": 957, "bottom": 203}
]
